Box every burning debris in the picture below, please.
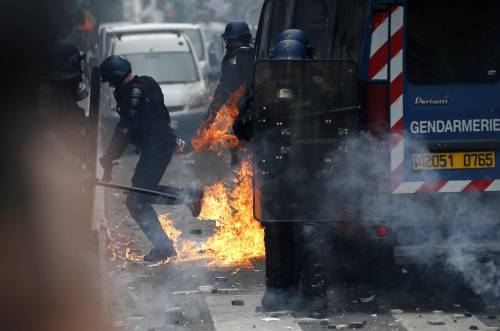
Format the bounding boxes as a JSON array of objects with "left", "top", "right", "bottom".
[
  {"left": 152, "top": 159, "right": 264, "bottom": 267},
  {"left": 199, "top": 159, "right": 265, "bottom": 267}
]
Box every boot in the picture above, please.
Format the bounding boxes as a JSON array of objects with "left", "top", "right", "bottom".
[
  {"left": 143, "top": 245, "right": 176, "bottom": 263},
  {"left": 261, "top": 288, "right": 291, "bottom": 311},
  {"left": 262, "top": 223, "right": 298, "bottom": 311},
  {"left": 307, "top": 296, "right": 328, "bottom": 318},
  {"left": 296, "top": 223, "right": 330, "bottom": 318}
]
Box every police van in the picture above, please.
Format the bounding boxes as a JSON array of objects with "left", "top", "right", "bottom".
[{"left": 253, "top": 0, "right": 500, "bottom": 268}]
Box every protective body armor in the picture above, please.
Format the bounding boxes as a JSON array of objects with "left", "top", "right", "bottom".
[
  {"left": 35, "top": 82, "right": 86, "bottom": 163},
  {"left": 208, "top": 46, "right": 254, "bottom": 117},
  {"left": 107, "top": 76, "right": 176, "bottom": 160}
]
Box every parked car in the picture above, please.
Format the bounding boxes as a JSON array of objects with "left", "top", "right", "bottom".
[
  {"left": 97, "top": 22, "right": 133, "bottom": 61},
  {"left": 103, "top": 23, "right": 209, "bottom": 81},
  {"left": 109, "top": 33, "right": 208, "bottom": 142}
]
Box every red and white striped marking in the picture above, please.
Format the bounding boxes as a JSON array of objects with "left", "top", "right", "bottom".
[{"left": 369, "top": 6, "right": 499, "bottom": 194}]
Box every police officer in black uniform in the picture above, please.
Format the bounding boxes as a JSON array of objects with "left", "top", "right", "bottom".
[
  {"left": 206, "top": 21, "right": 254, "bottom": 165},
  {"left": 208, "top": 21, "right": 253, "bottom": 119},
  {"left": 99, "top": 55, "right": 203, "bottom": 263},
  {"left": 36, "top": 40, "right": 89, "bottom": 165},
  {"left": 234, "top": 33, "right": 330, "bottom": 318},
  {"left": 234, "top": 29, "right": 314, "bottom": 139}
]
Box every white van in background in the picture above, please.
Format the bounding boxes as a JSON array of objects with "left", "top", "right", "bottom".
[
  {"left": 104, "top": 23, "right": 209, "bottom": 81},
  {"left": 110, "top": 33, "right": 208, "bottom": 142}
]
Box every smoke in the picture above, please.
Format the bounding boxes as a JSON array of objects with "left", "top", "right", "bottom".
[{"left": 330, "top": 130, "right": 500, "bottom": 301}]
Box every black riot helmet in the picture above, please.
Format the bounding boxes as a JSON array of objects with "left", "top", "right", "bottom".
[
  {"left": 221, "top": 21, "right": 252, "bottom": 45},
  {"left": 48, "top": 40, "right": 85, "bottom": 81},
  {"left": 272, "top": 40, "right": 307, "bottom": 60},
  {"left": 276, "top": 29, "right": 314, "bottom": 59},
  {"left": 100, "top": 55, "right": 132, "bottom": 86}
]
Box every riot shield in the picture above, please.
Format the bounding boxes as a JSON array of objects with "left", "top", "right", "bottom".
[
  {"left": 85, "top": 67, "right": 101, "bottom": 230},
  {"left": 253, "top": 60, "right": 360, "bottom": 222}
]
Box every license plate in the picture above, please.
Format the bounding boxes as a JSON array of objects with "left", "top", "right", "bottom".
[{"left": 413, "top": 152, "right": 496, "bottom": 170}]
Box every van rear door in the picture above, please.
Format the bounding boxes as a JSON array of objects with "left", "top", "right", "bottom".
[{"left": 393, "top": 0, "right": 500, "bottom": 193}]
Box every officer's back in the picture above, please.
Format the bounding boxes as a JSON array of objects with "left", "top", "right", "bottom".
[{"left": 113, "top": 75, "right": 176, "bottom": 154}]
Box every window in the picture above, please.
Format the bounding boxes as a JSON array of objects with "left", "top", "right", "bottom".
[
  {"left": 182, "top": 30, "right": 206, "bottom": 61},
  {"left": 124, "top": 52, "right": 200, "bottom": 84},
  {"left": 330, "top": 0, "right": 367, "bottom": 61},
  {"left": 293, "top": 0, "right": 331, "bottom": 58},
  {"left": 407, "top": 0, "right": 500, "bottom": 84}
]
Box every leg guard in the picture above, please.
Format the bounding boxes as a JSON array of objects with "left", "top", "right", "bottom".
[
  {"left": 296, "top": 223, "right": 330, "bottom": 317},
  {"left": 126, "top": 193, "right": 174, "bottom": 253},
  {"left": 262, "top": 222, "right": 298, "bottom": 310}
]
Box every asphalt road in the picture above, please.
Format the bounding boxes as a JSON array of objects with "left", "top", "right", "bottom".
[{"left": 100, "top": 149, "right": 500, "bottom": 331}]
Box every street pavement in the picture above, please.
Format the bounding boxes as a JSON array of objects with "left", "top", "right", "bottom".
[{"left": 100, "top": 149, "right": 500, "bottom": 331}]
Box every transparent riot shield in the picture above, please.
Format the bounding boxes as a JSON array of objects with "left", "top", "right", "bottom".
[{"left": 253, "top": 60, "right": 360, "bottom": 222}]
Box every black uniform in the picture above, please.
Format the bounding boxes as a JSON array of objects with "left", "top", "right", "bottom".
[
  {"left": 233, "top": 79, "right": 330, "bottom": 318},
  {"left": 207, "top": 47, "right": 253, "bottom": 120},
  {"left": 36, "top": 80, "right": 87, "bottom": 167},
  {"left": 104, "top": 76, "right": 186, "bottom": 254}
]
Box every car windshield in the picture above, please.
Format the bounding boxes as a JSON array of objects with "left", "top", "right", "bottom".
[
  {"left": 123, "top": 52, "right": 200, "bottom": 84},
  {"left": 182, "top": 30, "right": 205, "bottom": 61}
]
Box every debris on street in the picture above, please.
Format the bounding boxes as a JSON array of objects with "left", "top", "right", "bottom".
[
  {"left": 296, "top": 317, "right": 322, "bottom": 324},
  {"left": 390, "top": 309, "right": 404, "bottom": 314},
  {"left": 198, "top": 285, "right": 215, "bottom": 293},
  {"left": 190, "top": 229, "right": 203, "bottom": 235},
  {"left": 172, "top": 290, "right": 200, "bottom": 295},
  {"left": 231, "top": 299, "right": 245, "bottom": 306},
  {"left": 215, "top": 288, "right": 239, "bottom": 294},
  {"left": 427, "top": 320, "right": 445, "bottom": 326},
  {"left": 269, "top": 311, "right": 292, "bottom": 318}
]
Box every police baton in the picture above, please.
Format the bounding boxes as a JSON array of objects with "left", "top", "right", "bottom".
[{"left": 94, "top": 180, "right": 179, "bottom": 200}]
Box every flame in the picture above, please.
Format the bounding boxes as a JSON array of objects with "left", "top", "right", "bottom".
[
  {"left": 191, "top": 86, "right": 246, "bottom": 155},
  {"left": 156, "top": 159, "right": 265, "bottom": 267},
  {"left": 105, "top": 159, "right": 265, "bottom": 267},
  {"left": 125, "top": 248, "right": 144, "bottom": 262},
  {"left": 200, "top": 159, "right": 265, "bottom": 267},
  {"left": 158, "top": 214, "right": 202, "bottom": 262}
]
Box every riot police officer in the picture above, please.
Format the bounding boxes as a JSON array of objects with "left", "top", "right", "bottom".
[
  {"left": 99, "top": 55, "right": 203, "bottom": 263},
  {"left": 234, "top": 36, "right": 330, "bottom": 318},
  {"left": 208, "top": 21, "right": 253, "bottom": 118},
  {"left": 36, "top": 39, "right": 89, "bottom": 165},
  {"left": 234, "top": 30, "right": 313, "bottom": 140},
  {"left": 207, "top": 21, "right": 254, "bottom": 165},
  {"left": 276, "top": 29, "right": 314, "bottom": 59}
]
